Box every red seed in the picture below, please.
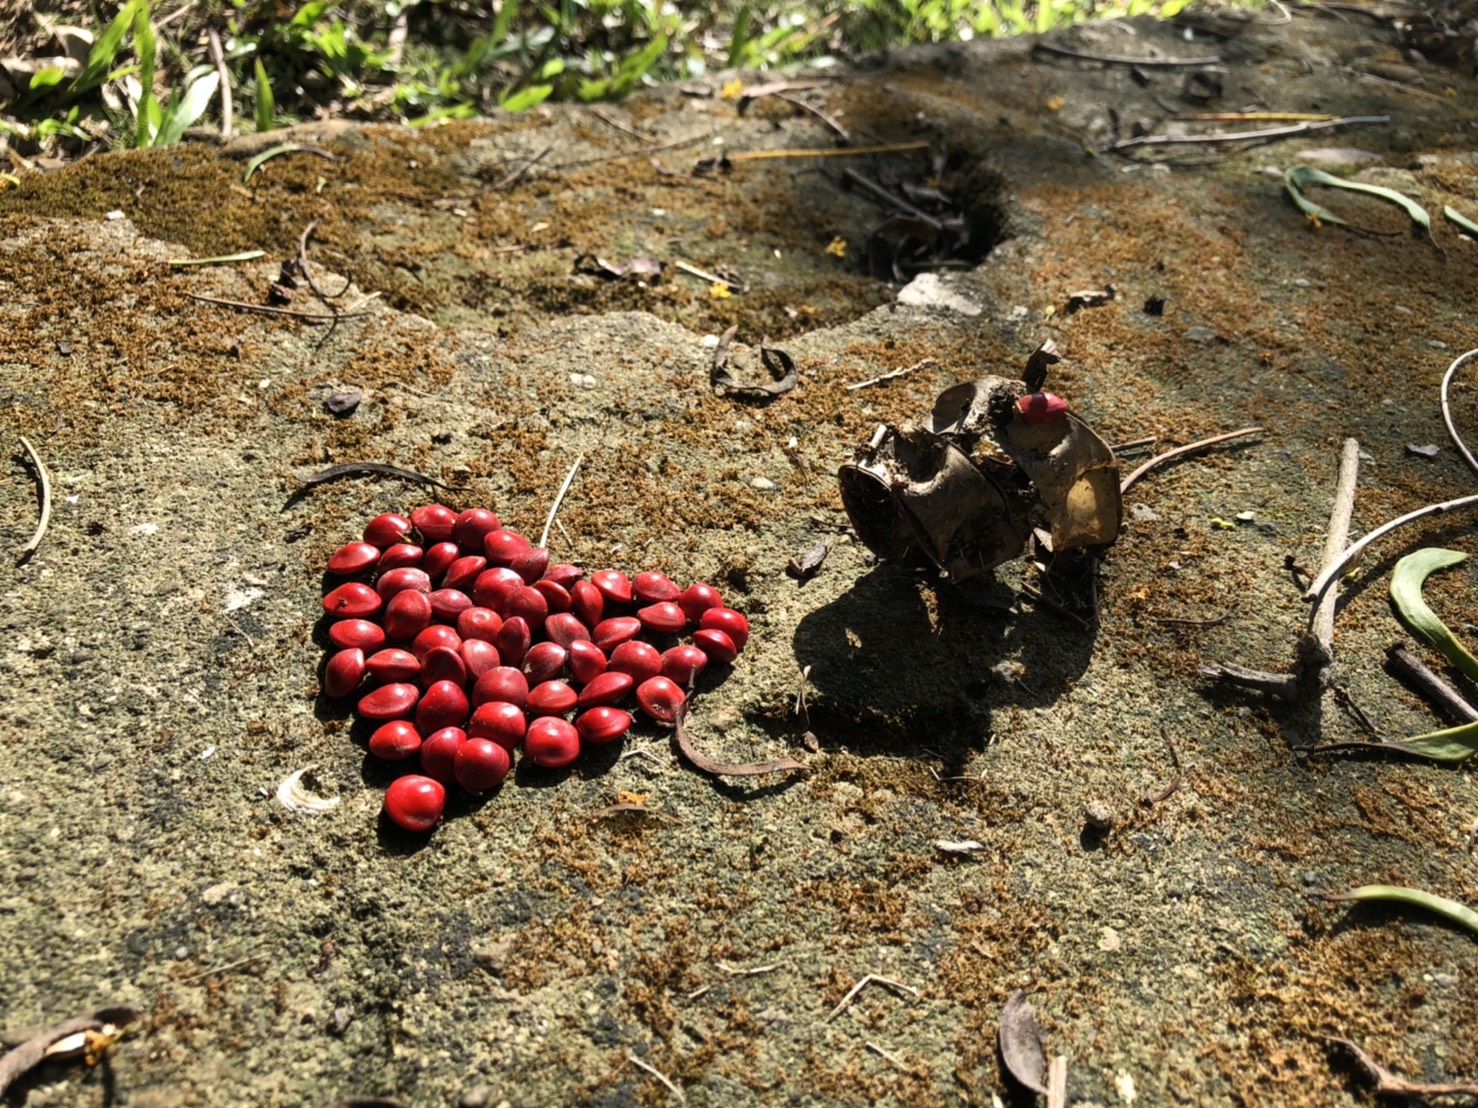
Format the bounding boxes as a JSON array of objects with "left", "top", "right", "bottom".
[
  {"left": 365, "top": 648, "right": 420, "bottom": 683},
  {"left": 416, "top": 679, "right": 470, "bottom": 733},
  {"left": 375, "top": 544, "right": 424, "bottom": 572},
  {"left": 472, "top": 666, "right": 529, "bottom": 710},
  {"left": 420, "top": 645, "right": 468, "bottom": 688},
  {"left": 422, "top": 541, "right": 461, "bottom": 582},
  {"left": 324, "top": 648, "right": 366, "bottom": 698},
  {"left": 1016, "top": 391, "right": 1070, "bottom": 424},
  {"left": 460, "top": 638, "right": 501, "bottom": 681},
  {"left": 383, "top": 589, "right": 433, "bottom": 641},
  {"left": 483, "top": 528, "right": 532, "bottom": 565},
  {"left": 441, "top": 555, "right": 487, "bottom": 594},
  {"left": 576, "top": 706, "right": 632, "bottom": 745},
  {"left": 455, "top": 738, "right": 511, "bottom": 791},
  {"left": 327, "top": 541, "right": 380, "bottom": 576},
  {"left": 323, "top": 582, "right": 381, "bottom": 619},
  {"left": 328, "top": 619, "right": 385, "bottom": 651},
  {"left": 363, "top": 512, "right": 413, "bottom": 548},
  {"left": 692, "top": 628, "right": 739, "bottom": 665},
  {"left": 472, "top": 566, "right": 524, "bottom": 612},
  {"left": 418, "top": 726, "right": 467, "bottom": 785},
  {"left": 527, "top": 680, "right": 578, "bottom": 716},
  {"left": 522, "top": 641, "right": 568, "bottom": 684},
  {"left": 676, "top": 582, "right": 723, "bottom": 625},
  {"left": 607, "top": 640, "right": 662, "bottom": 684},
  {"left": 524, "top": 717, "right": 581, "bottom": 768},
  {"left": 543, "top": 563, "right": 584, "bottom": 589},
  {"left": 494, "top": 616, "right": 532, "bottom": 667},
  {"left": 533, "top": 578, "right": 572, "bottom": 614},
  {"left": 368, "top": 720, "right": 421, "bottom": 761},
  {"left": 591, "top": 568, "right": 633, "bottom": 605},
  {"left": 452, "top": 508, "right": 502, "bottom": 550},
  {"left": 468, "top": 701, "right": 527, "bottom": 751},
  {"left": 568, "top": 640, "right": 608, "bottom": 686},
  {"left": 660, "top": 644, "right": 708, "bottom": 688},
  {"left": 699, "top": 607, "right": 750, "bottom": 651},
  {"left": 411, "top": 503, "right": 458, "bottom": 544},
  {"left": 358, "top": 682, "right": 419, "bottom": 721},
  {"left": 375, "top": 566, "right": 432, "bottom": 600},
  {"left": 592, "top": 616, "right": 642, "bottom": 653},
  {"left": 412, "top": 624, "right": 462, "bottom": 661},
  {"left": 637, "top": 601, "right": 686, "bottom": 635},
  {"left": 384, "top": 775, "right": 445, "bottom": 832},
  {"left": 635, "top": 676, "right": 685, "bottom": 724},
  {"left": 545, "top": 612, "right": 592, "bottom": 649},
  {"left": 577, "top": 670, "right": 634, "bottom": 708},
  {"left": 506, "top": 585, "right": 549, "bottom": 628},
  {"left": 633, "top": 570, "right": 681, "bottom": 603},
  {"left": 457, "top": 607, "right": 504, "bottom": 642},
  {"left": 429, "top": 588, "right": 473, "bottom": 623},
  {"left": 570, "top": 580, "right": 604, "bottom": 627},
  {"left": 510, "top": 546, "right": 550, "bottom": 584}
]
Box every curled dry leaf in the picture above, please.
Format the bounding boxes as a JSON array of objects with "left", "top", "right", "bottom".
[
  {"left": 277, "top": 765, "right": 341, "bottom": 815},
  {"left": 573, "top": 253, "right": 664, "bottom": 280},
  {"left": 711, "top": 327, "right": 799, "bottom": 400},
  {"left": 998, "top": 990, "right": 1049, "bottom": 1097},
  {"left": 0, "top": 1005, "right": 143, "bottom": 1096}
]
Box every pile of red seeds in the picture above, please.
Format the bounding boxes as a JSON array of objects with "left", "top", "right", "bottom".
[{"left": 320, "top": 505, "right": 749, "bottom": 833}]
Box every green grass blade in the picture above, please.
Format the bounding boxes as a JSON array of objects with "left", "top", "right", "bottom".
[
  {"left": 154, "top": 70, "right": 219, "bottom": 146},
  {"left": 1390, "top": 548, "right": 1478, "bottom": 682},
  {"left": 1286, "top": 164, "right": 1432, "bottom": 235},
  {"left": 73, "top": 0, "right": 143, "bottom": 94},
  {"left": 167, "top": 250, "right": 267, "bottom": 266},
  {"left": 1323, "top": 885, "right": 1478, "bottom": 936},
  {"left": 1445, "top": 205, "right": 1478, "bottom": 237},
  {"left": 254, "top": 58, "right": 275, "bottom": 132},
  {"left": 133, "top": 1, "right": 157, "bottom": 147},
  {"left": 1389, "top": 720, "right": 1478, "bottom": 763},
  {"left": 244, "top": 142, "right": 305, "bottom": 182},
  {"left": 499, "top": 84, "right": 553, "bottom": 112}
]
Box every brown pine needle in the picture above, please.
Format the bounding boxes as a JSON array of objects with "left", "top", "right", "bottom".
[
  {"left": 1119, "top": 427, "right": 1265, "bottom": 495},
  {"left": 723, "top": 141, "right": 930, "bottom": 162}
]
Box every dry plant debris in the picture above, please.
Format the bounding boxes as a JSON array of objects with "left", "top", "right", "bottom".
[
  {"left": 1324, "top": 1036, "right": 1478, "bottom": 1099},
  {"left": 0, "top": 1005, "right": 142, "bottom": 1095},
  {"left": 998, "top": 990, "right": 1048, "bottom": 1096}
]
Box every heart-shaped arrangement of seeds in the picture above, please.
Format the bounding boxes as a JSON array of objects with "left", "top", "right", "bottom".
[{"left": 320, "top": 504, "right": 748, "bottom": 833}]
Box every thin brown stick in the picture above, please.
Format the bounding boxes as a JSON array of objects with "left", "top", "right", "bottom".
[
  {"left": 672, "top": 701, "right": 807, "bottom": 778},
  {"left": 841, "top": 169, "right": 945, "bottom": 230},
  {"left": 1152, "top": 608, "right": 1236, "bottom": 628},
  {"left": 825, "top": 974, "right": 919, "bottom": 1022},
  {"left": 1119, "top": 427, "right": 1264, "bottom": 494},
  {"left": 15, "top": 435, "right": 51, "bottom": 564},
  {"left": 588, "top": 106, "right": 645, "bottom": 140},
  {"left": 184, "top": 292, "right": 371, "bottom": 323},
  {"left": 297, "top": 219, "right": 351, "bottom": 303},
  {"left": 299, "top": 461, "right": 465, "bottom": 493},
  {"left": 1110, "top": 435, "right": 1158, "bottom": 453},
  {"left": 1109, "top": 115, "right": 1388, "bottom": 152},
  {"left": 865, "top": 1041, "right": 908, "bottom": 1069},
  {"left": 774, "top": 92, "right": 852, "bottom": 143},
  {"left": 847, "top": 357, "right": 938, "bottom": 391},
  {"left": 1019, "top": 583, "right": 1092, "bottom": 630},
  {"left": 554, "top": 132, "right": 710, "bottom": 172},
  {"left": 0, "top": 1006, "right": 143, "bottom": 1095},
  {"left": 1304, "top": 491, "right": 1478, "bottom": 604},
  {"left": 1385, "top": 643, "right": 1478, "bottom": 723},
  {"left": 1033, "top": 41, "right": 1221, "bottom": 66},
  {"left": 178, "top": 952, "right": 264, "bottom": 981},
  {"left": 721, "top": 141, "right": 930, "bottom": 163},
  {"left": 1309, "top": 438, "right": 1360, "bottom": 654},
  {"left": 627, "top": 1052, "right": 684, "bottom": 1101},
  {"left": 1323, "top": 1036, "right": 1478, "bottom": 1098},
  {"left": 207, "top": 28, "right": 232, "bottom": 139},
  {"left": 494, "top": 142, "right": 554, "bottom": 189},
  {"left": 1440, "top": 346, "right": 1478, "bottom": 476}
]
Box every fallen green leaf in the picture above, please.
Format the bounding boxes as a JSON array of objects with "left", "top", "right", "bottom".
[
  {"left": 1389, "top": 720, "right": 1478, "bottom": 763},
  {"left": 244, "top": 143, "right": 304, "bottom": 182},
  {"left": 1322, "top": 885, "right": 1478, "bottom": 937},
  {"left": 1285, "top": 165, "right": 1433, "bottom": 240},
  {"left": 167, "top": 250, "right": 266, "bottom": 267},
  {"left": 1390, "top": 548, "right": 1478, "bottom": 682},
  {"left": 1446, "top": 205, "right": 1478, "bottom": 237}
]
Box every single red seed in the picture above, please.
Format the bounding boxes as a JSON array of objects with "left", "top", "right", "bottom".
[
  {"left": 494, "top": 616, "right": 532, "bottom": 667},
  {"left": 527, "top": 679, "right": 578, "bottom": 716},
  {"left": 460, "top": 638, "right": 501, "bottom": 681},
  {"left": 472, "top": 666, "right": 529, "bottom": 710},
  {"left": 471, "top": 566, "right": 524, "bottom": 612},
  {"left": 375, "top": 566, "right": 432, "bottom": 600},
  {"left": 368, "top": 719, "right": 421, "bottom": 761},
  {"left": 416, "top": 679, "right": 470, "bottom": 733},
  {"left": 384, "top": 775, "right": 445, "bottom": 832},
  {"left": 418, "top": 726, "right": 467, "bottom": 785},
  {"left": 607, "top": 640, "right": 661, "bottom": 684},
  {"left": 592, "top": 616, "right": 642, "bottom": 653},
  {"left": 570, "top": 580, "right": 604, "bottom": 627},
  {"left": 455, "top": 738, "right": 512, "bottom": 791},
  {"left": 422, "top": 541, "right": 461, "bottom": 582},
  {"left": 324, "top": 648, "right": 366, "bottom": 699},
  {"left": 633, "top": 570, "right": 681, "bottom": 603},
  {"left": 676, "top": 582, "right": 723, "bottom": 625},
  {"left": 576, "top": 706, "right": 632, "bottom": 745},
  {"left": 533, "top": 578, "right": 572, "bottom": 614},
  {"left": 522, "top": 641, "right": 568, "bottom": 685},
  {"left": 328, "top": 619, "right": 385, "bottom": 651},
  {"left": 699, "top": 607, "right": 750, "bottom": 651},
  {"left": 545, "top": 612, "right": 592, "bottom": 649},
  {"left": 429, "top": 588, "right": 473, "bottom": 623},
  {"left": 637, "top": 601, "right": 686, "bottom": 635},
  {"left": 578, "top": 670, "right": 634, "bottom": 709},
  {"left": 483, "top": 528, "right": 532, "bottom": 565},
  {"left": 411, "top": 504, "right": 458, "bottom": 544},
  {"left": 692, "top": 628, "right": 739, "bottom": 665},
  {"left": 506, "top": 585, "right": 549, "bottom": 628},
  {"left": 511, "top": 546, "right": 550, "bottom": 584},
  {"left": 363, "top": 512, "right": 413, "bottom": 549},
  {"left": 591, "top": 568, "right": 633, "bottom": 604},
  {"left": 327, "top": 541, "right": 380, "bottom": 576},
  {"left": 323, "top": 582, "right": 381, "bottom": 619},
  {"left": 660, "top": 644, "right": 708, "bottom": 688},
  {"left": 383, "top": 589, "right": 433, "bottom": 641},
  {"left": 412, "top": 624, "right": 462, "bottom": 661},
  {"left": 420, "top": 645, "right": 468, "bottom": 688},
  {"left": 543, "top": 563, "right": 584, "bottom": 589},
  {"left": 524, "top": 716, "right": 581, "bottom": 768},
  {"left": 441, "top": 555, "right": 488, "bottom": 595},
  {"left": 452, "top": 508, "right": 502, "bottom": 550},
  {"left": 1016, "top": 391, "right": 1070, "bottom": 424},
  {"left": 468, "top": 701, "right": 527, "bottom": 751},
  {"left": 635, "top": 676, "right": 685, "bottom": 724},
  {"left": 568, "top": 640, "right": 608, "bottom": 686},
  {"left": 365, "top": 648, "right": 420, "bottom": 683},
  {"left": 457, "top": 607, "right": 504, "bottom": 642},
  {"left": 375, "top": 544, "right": 424, "bottom": 572},
  {"left": 358, "top": 682, "right": 419, "bottom": 721}
]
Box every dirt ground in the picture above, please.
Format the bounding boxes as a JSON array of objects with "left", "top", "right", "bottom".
[{"left": 2, "top": 10, "right": 1477, "bottom": 1107}]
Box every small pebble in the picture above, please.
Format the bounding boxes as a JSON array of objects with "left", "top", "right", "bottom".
[{"left": 1084, "top": 800, "right": 1116, "bottom": 832}]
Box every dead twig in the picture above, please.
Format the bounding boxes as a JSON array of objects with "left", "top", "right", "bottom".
[
  {"left": 1119, "top": 427, "right": 1265, "bottom": 495},
  {"left": 826, "top": 974, "right": 919, "bottom": 1022},
  {"left": 842, "top": 169, "right": 945, "bottom": 230},
  {"left": 1109, "top": 114, "right": 1388, "bottom": 152},
  {"left": 539, "top": 453, "right": 584, "bottom": 549},
  {"left": 554, "top": 132, "right": 710, "bottom": 172},
  {"left": 15, "top": 435, "right": 51, "bottom": 565},
  {"left": 673, "top": 700, "right": 808, "bottom": 778},
  {"left": 847, "top": 357, "right": 938, "bottom": 391},
  {"left": 1019, "top": 583, "right": 1092, "bottom": 630},
  {"left": 0, "top": 1005, "right": 143, "bottom": 1095},
  {"left": 1304, "top": 491, "right": 1478, "bottom": 605},
  {"left": 1385, "top": 643, "right": 1478, "bottom": 723},
  {"left": 494, "top": 142, "right": 555, "bottom": 189},
  {"left": 589, "top": 803, "right": 684, "bottom": 823},
  {"left": 1033, "top": 41, "right": 1222, "bottom": 66},
  {"left": 1323, "top": 1036, "right": 1478, "bottom": 1099},
  {"left": 627, "top": 1052, "right": 684, "bottom": 1101},
  {"left": 1151, "top": 608, "right": 1236, "bottom": 628},
  {"left": 1047, "top": 1055, "right": 1068, "bottom": 1108},
  {"left": 588, "top": 106, "right": 645, "bottom": 140},
  {"left": 184, "top": 291, "right": 371, "bottom": 323},
  {"left": 297, "top": 219, "right": 352, "bottom": 304},
  {"left": 299, "top": 461, "right": 466, "bottom": 493},
  {"left": 865, "top": 1041, "right": 908, "bottom": 1069},
  {"left": 177, "top": 953, "right": 264, "bottom": 982},
  {"left": 1440, "top": 346, "right": 1478, "bottom": 477},
  {"left": 207, "top": 28, "right": 231, "bottom": 139},
  {"left": 673, "top": 259, "right": 739, "bottom": 290},
  {"left": 774, "top": 92, "right": 851, "bottom": 143},
  {"left": 715, "top": 140, "right": 930, "bottom": 165}
]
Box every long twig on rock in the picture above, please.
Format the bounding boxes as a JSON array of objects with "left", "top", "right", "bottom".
[
  {"left": 15, "top": 435, "right": 51, "bottom": 565},
  {"left": 1303, "top": 491, "right": 1478, "bottom": 606},
  {"left": 1323, "top": 1036, "right": 1478, "bottom": 1099},
  {"left": 1310, "top": 438, "right": 1361, "bottom": 660},
  {"left": 1033, "top": 41, "right": 1222, "bottom": 66},
  {"left": 672, "top": 701, "right": 808, "bottom": 778},
  {"left": 1385, "top": 643, "right": 1478, "bottom": 723},
  {"left": 1119, "top": 427, "right": 1264, "bottom": 495},
  {"left": 207, "top": 28, "right": 232, "bottom": 138},
  {"left": 184, "top": 292, "right": 371, "bottom": 323},
  {"left": 1108, "top": 115, "right": 1388, "bottom": 152},
  {"left": 1440, "top": 346, "right": 1478, "bottom": 476}
]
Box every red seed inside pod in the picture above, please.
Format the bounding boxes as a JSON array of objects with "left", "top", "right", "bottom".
[
  {"left": 329, "top": 618, "right": 385, "bottom": 652},
  {"left": 411, "top": 503, "right": 458, "bottom": 544},
  {"left": 429, "top": 587, "right": 473, "bottom": 623},
  {"left": 363, "top": 512, "right": 413, "bottom": 548},
  {"left": 412, "top": 624, "right": 462, "bottom": 662},
  {"left": 494, "top": 616, "right": 532, "bottom": 667},
  {"left": 472, "top": 567, "right": 524, "bottom": 612},
  {"left": 526, "top": 679, "right": 578, "bottom": 716},
  {"left": 1016, "top": 391, "right": 1070, "bottom": 425},
  {"left": 365, "top": 647, "right": 420, "bottom": 683},
  {"left": 635, "top": 676, "right": 685, "bottom": 724},
  {"left": 633, "top": 570, "right": 680, "bottom": 603},
  {"left": 522, "top": 641, "right": 568, "bottom": 685},
  {"left": 422, "top": 541, "right": 461, "bottom": 582},
  {"left": 323, "top": 582, "right": 381, "bottom": 619},
  {"left": 510, "top": 546, "right": 550, "bottom": 584},
  {"left": 358, "top": 682, "right": 419, "bottom": 721},
  {"left": 383, "top": 589, "right": 433, "bottom": 642},
  {"left": 576, "top": 706, "right": 632, "bottom": 745},
  {"left": 416, "top": 679, "right": 470, "bottom": 733},
  {"left": 699, "top": 607, "right": 750, "bottom": 651},
  {"left": 637, "top": 601, "right": 686, "bottom": 635},
  {"left": 676, "top": 582, "right": 723, "bottom": 625},
  {"left": 375, "top": 566, "right": 432, "bottom": 601},
  {"left": 592, "top": 616, "right": 642, "bottom": 653},
  {"left": 532, "top": 578, "right": 572, "bottom": 614},
  {"left": 545, "top": 612, "right": 591, "bottom": 649},
  {"left": 327, "top": 541, "right": 380, "bottom": 576},
  {"left": 368, "top": 719, "right": 422, "bottom": 761},
  {"left": 452, "top": 508, "right": 502, "bottom": 550},
  {"left": 577, "top": 670, "right": 634, "bottom": 709},
  {"left": 384, "top": 775, "right": 445, "bottom": 833},
  {"left": 441, "top": 555, "right": 488, "bottom": 595},
  {"left": 692, "top": 628, "right": 739, "bottom": 665},
  {"left": 660, "top": 644, "right": 708, "bottom": 688},
  {"left": 483, "top": 528, "right": 532, "bottom": 566},
  {"left": 607, "top": 640, "right": 662, "bottom": 684},
  {"left": 506, "top": 585, "right": 549, "bottom": 628},
  {"left": 468, "top": 700, "right": 527, "bottom": 752},
  {"left": 524, "top": 716, "right": 581, "bottom": 768},
  {"left": 460, "top": 638, "right": 500, "bottom": 682},
  {"left": 570, "top": 580, "right": 604, "bottom": 628},
  {"left": 455, "top": 738, "right": 512, "bottom": 791},
  {"left": 567, "top": 639, "right": 607, "bottom": 686},
  {"left": 472, "top": 666, "right": 529, "bottom": 710},
  {"left": 457, "top": 606, "right": 504, "bottom": 642},
  {"left": 375, "top": 544, "right": 424, "bottom": 573},
  {"left": 591, "top": 568, "right": 633, "bottom": 605},
  {"left": 324, "top": 647, "right": 366, "bottom": 699},
  {"left": 543, "top": 563, "right": 584, "bottom": 589},
  {"left": 418, "top": 726, "right": 467, "bottom": 785},
  {"left": 420, "top": 645, "right": 468, "bottom": 688}
]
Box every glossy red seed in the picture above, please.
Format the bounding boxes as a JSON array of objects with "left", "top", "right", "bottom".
[
  {"left": 429, "top": 588, "right": 473, "bottom": 623},
  {"left": 699, "top": 607, "right": 750, "bottom": 651},
  {"left": 441, "top": 555, "right": 488, "bottom": 595},
  {"left": 365, "top": 648, "right": 420, "bottom": 683},
  {"left": 527, "top": 679, "right": 578, "bottom": 716},
  {"left": 368, "top": 719, "right": 421, "bottom": 761},
  {"left": 494, "top": 616, "right": 532, "bottom": 667},
  {"left": 418, "top": 726, "right": 467, "bottom": 785},
  {"left": 471, "top": 566, "right": 524, "bottom": 612},
  {"left": 506, "top": 585, "right": 549, "bottom": 628},
  {"left": 635, "top": 676, "right": 685, "bottom": 724},
  {"left": 637, "top": 601, "right": 686, "bottom": 635},
  {"left": 468, "top": 701, "right": 527, "bottom": 751},
  {"left": 327, "top": 541, "right": 380, "bottom": 575},
  {"left": 422, "top": 541, "right": 461, "bottom": 582},
  {"left": 455, "top": 738, "right": 511, "bottom": 791},
  {"left": 420, "top": 645, "right": 468, "bottom": 688},
  {"left": 323, "top": 582, "right": 381, "bottom": 619},
  {"left": 1016, "top": 391, "right": 1070, "bottom": 424},
  {"left": 608, "top": 640, "right": 662, "bottom": 684},
  {"left": 483, "top": 528, "right": 532, "bottom": 565},
  {"left": 633, "top": 570, "right": 681, "bottom": 603},
  {"left": 567, "top": 639, "right": 608, "bottom": 686},
  {"left": 543, "top": 563, "right": 584, "bottom": 589},
  {"left": 358, "top": 682, "right": 419, "bottom": 721},
  {"left": 384, "top": 775, "right": 445, "bottom": 832},
  {"left": 578, "top": 670, "right": 634, "bottom": 708},
  {"left": 457, "top": 608, "right": 503, "bottom": 645},
  {"left": 533, "top": 578, "right": 572, "bottom": 614},
  {"left": 592, "top": 616, "right": 642, "bottom": 653},
  {"left": 676, "top": 582, "right": 723, "bottom": 625},
  {"left": 411, "top": 503, "right": 458, "bottom": 543},
  {"left": 591, "top": 568, "right": 633, "bottom": 605},
  {"left": 375, "top": 566, "right": 432, "bottom": 600},
  {"left": 692, "top": 628, "right": 739, "bottom": 665},
  {"left": 328, "top": 618, "right": 385, "bottom": 651},
  {"left": 324, "top": 648, "right": 366, "bottom": 698},
  {"left": 452, "top": 508, "right": 502, "bottom": 550},
  {"left": 511, "top": 546, "right": 550, "bottom": 584},
  {"left": 570, "top": 580, "right": 604, "bottom": 627},
  {"left": 524, "top": 716, "right": 581, "bottom": 768},
  {"left": 522, "top": 641, "right": 568, "bottom": 684},
  {"left": 375, "top": 544, "right": 424, "bottom": 572},
  {"left": 472, "top": 666, "right": 529, "bottom": 710},
  {"left": 412, "top": 624, "right": 462, "bottom": 661},
  {"left": 660, "top": 644, "right": 708, "bottom": 688},
  {"left": 460, "top": 638, "right": 501, "bottom": 681},
  {"left": 383, "top": 589, "right": 433, "bottom": 641},
  {"left": 545, "top": 612, "right": 591, "bottom": 649},
  {"left": 576, "top": 706, "right": 632, "bottom": 745},
  {"left": 416, "top": 679, "right": 470, "bottom": 733},
  {"left": 363, "top": 512, "right": 413, "bottom": 548}
]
